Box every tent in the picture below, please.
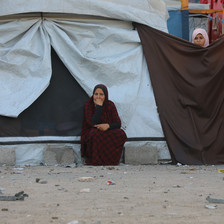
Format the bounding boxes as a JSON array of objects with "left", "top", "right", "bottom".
[{"left": 0, "top": 0, "right": 171, "bottom": 165}]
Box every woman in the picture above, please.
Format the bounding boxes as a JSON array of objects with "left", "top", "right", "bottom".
[
  {"left": 192, "top": 28, "right": 209, "bottom": 47},
  {"left": 81, "top": 84, "right": 127, "bottom": 165}
]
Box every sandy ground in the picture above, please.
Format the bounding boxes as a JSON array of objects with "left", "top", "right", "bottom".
[{"left": 0, "top": 164, "right": 224, "bottom": 224}]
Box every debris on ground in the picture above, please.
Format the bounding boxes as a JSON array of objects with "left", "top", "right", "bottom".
[
  {"left": 205, "top": 204, "right": 217, "bottom": 209},
  {"left": 67, "top": 220, "right": 79, "bottom": 224},
  {"left": 78, "top": 177, "right": 94, "bottom": 182},
  {"left": 0, "top": 191, "right": 28, "bottom": 201},
  {"left": 2, "top": 208, "right": 8, "bottom": 211},
  {"left": 107, "top": 180, "right": 116, "bottom": 185},
  {"left": 80, "top": 188, "right": 90, "bottom": 193},
  {"left": 35, "top": 178, "right": 48, "bottom": 184},
  {"left": 206, "top": 196, "right": 224, "bottom": 204},
  {"left": 106, "top": 167, "right": 115, "bottom": 170}
]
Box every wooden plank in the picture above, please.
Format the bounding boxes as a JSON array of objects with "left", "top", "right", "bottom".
[
  {"left": 187, "top": 9, "right": 223, "bottom": 14},
  {"left": 181, "top": 0, "right": 189, "bottom": 10}
]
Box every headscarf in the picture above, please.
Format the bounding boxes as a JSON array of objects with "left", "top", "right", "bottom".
[{"left": 192, "top": 28, "right": 209, "bottom": 47}]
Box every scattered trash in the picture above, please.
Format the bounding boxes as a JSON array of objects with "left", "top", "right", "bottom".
[
  {"left": 205, "top": 204, "right": 217, "bottom": 209},
  {"left": 58, "top": 187, "right": 68, "bottom": 192},
  {"left": 106, "top": 167, "right": 115, "bottom": 170},
  {"left": 176, "top": 163, "right": 182, "bottom": 166},
  {"left": 107, "top": 180, "right": 116, "bottom": 185},
  {"left": 67, "top": 220, "right": 79, "bottom": 224},
  {"left": 188, "top": 168, "right": 196, "bottom": 171},
  {"left": 80, "top": 188, "right": 90, "bottom": 193},
  {"left": 39, "top": 180, "right": 48, "bottom": 184},
  {"left": 65, "top": 164, "right": 77, "bottom": 168},
  {"left": 36, "top": 178, "right": 47, "bottom": 184},
  {"left": 1, "top": 208, "right": 8, "bottom": 211},
  {"left": 11, "top": 171, "right": 23, "bottom": 174},
  {"left": 172, "top": 185, "right": 181, "bottom": 188},
  {"left": 118, "top": 211, "right": 123, "bottom": 216},
  {"left": 13, "top": 168, "right": 24, "bottom": 171},
  {"left": 206, "top": 196, "right": 224, "bottom": 204},
  {"left": 78, "top": 177, "right": 94, "bottom": 182},
  {"left": 0, "top": 191, "right": 28, "bottom": 201},
  {"left": 217, "top": 169, "right": 224, "bottom": 173},
  {"left": 52, "top": 217, "right": 58, "bottom": 220}
]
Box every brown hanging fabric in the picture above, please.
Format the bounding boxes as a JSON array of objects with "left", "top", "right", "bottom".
[{"left": 134, "top": 23, "right": 224, "bottom": 165}]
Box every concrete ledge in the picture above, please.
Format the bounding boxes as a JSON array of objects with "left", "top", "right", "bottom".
[
  {"left": 125, "top": 143, "right": 158, "bottom": 165},
  {"left": 43, "top": 146, "right": 75, "bottom": 165},
  {"left": 0, "top": 148, "right": 16, "bottom": 166}
]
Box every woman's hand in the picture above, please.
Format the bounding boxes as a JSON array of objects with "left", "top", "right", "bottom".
[{"left": 94, "top": 123, "right": 110, "bottom": 131}]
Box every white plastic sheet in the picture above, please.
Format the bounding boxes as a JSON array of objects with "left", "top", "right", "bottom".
[
  {"left": 0, "top": 16, "right": 165, "bottom": 138},
  {"left": 0, "top": 0, "right": 168, "bottom": 32},
  {"left": 0, "top": 19, "right": 51, "bottom": 117}
]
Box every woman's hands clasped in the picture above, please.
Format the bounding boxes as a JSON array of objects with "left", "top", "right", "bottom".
[{"left": 94, "top": 123, "right": 110, "bottom": 131}]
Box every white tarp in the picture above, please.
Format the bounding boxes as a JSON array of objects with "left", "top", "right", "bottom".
[
  {"left": 0, "top": 0, "right": 168, "bottom": 31},
  {"left": 0, "top": 0, "right": 169, "bottom": 138},
  {"left": 0, "top": 16, "right": 164, "bottom": 138}
]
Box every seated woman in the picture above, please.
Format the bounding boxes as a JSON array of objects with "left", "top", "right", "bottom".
[
  {"left": 192, "top": 28, "right": 209, "bottom": 47},
  {"left": 81, "top": 84, "right": 127, "bottom": 165}
]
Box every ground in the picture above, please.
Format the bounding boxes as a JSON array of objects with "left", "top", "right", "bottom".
[{"left": 0, "top": 164, "right": 224, "bottom": 224}]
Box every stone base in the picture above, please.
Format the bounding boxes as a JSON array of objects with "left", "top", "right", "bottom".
[
  {"left": 125, "top": 144, "right": 158, "bottom": 165},
  {"left": 0, "top": 148, "right": 16, "bottom": 166},
  {"left": 43, "top": 146, "right": 75, "bottom": 165}
]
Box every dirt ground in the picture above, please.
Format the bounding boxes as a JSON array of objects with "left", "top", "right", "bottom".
[{"left": 0, "top": 163, "right": 224, "bottom": 224}]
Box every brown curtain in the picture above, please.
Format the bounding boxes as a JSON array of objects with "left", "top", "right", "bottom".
[{"left": 135, "top": 23, "right": 224, "bottom": 165}]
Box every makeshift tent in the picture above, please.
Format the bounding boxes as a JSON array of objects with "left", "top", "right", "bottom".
[{"left": 0, "top": 0, "right": 170, "bottom": 165}]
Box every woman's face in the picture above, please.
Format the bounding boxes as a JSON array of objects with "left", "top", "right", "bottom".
[
  {"left": 93, "top": 88, "right": 105, "bottom": 106},
  {"left": 194, "top": 33, "right": 205, "bottom": 47}
]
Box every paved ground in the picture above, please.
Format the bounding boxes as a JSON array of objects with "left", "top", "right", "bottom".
[{"left": 0, "top": 164, "right": 224, "bottom": 224}]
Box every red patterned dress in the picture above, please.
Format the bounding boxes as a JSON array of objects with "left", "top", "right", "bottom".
[{"left": 81, "top": 85, "right": 127, "bottom": 165}]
